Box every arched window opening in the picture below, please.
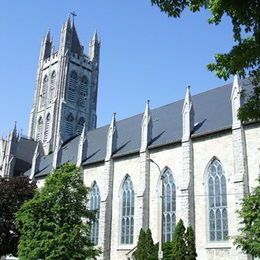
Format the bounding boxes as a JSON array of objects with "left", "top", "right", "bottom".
[
  {"left": 121, "top": 176, "right": 134, "bottom": 244},
  {"left": 43, "top": 114, "right": 51, "bottom": 142},
  {"left": 90, "top": 183, "right": 100, "bottom": 245},
  {"left": 68, "top": 71, "right": 78, "bottom": 103},
  {"left": 65, "top": 113, "right": 74, "bottom": 137},
  {"left": 208, "top": 159, "right": 228, "bottom": 241},
  {"left": 77, "top": 117, "right": 85, "bottom": 134},
  {"left": 49, "top": 71, "right": 56, "bottom": 103},
  {"left": 79, "top": 76, "right": 88, "bottom": 107},
  {"left": 37, "top": 117, "right": 43, "bottom": 141},
  {"left": 40, "top": 76, "right": 48, "bottom": 108},
  {"left": 162, "top": 168, "right": 176, "bottom": 242}
]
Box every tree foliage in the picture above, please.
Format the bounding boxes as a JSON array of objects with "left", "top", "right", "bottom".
[
  {"left": 135, "top": 228, "right": 157, "bottom": 260},
  {"left": 151, "top": 0, "right": 260, "bottom": 121},
  {"left": 162, "top": 241, "right": 173, "bottom": 260},
  {"left": 0, "top": 176, "right": 36, "bottom": 257},
  {"left": 234, "top": 179, "right": 260, "bottom": 257},
  {"left": 172, "top": 219, "right": 186, "bottom": 259},
  {"left": 16, "top": 164, "right": 100, "bottom": 260},
  {"left": 185, "top": 226, "right": 197, "bottom": 260}
]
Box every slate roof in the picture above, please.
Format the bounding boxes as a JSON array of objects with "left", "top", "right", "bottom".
[{"left": 33, "top": 78, "right": 254, "bottom": 179}]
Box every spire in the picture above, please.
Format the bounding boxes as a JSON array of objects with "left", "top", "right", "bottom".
[
  {"left": 140, "top": 100, "right": 151, "bottom": 153},
  {"left": 92, "top": 30, "right": 99, "bottom": 42},
  {"left": 231, "top": 75, "right": 242, "bottom": 129},
  {"left": 12, "top": 121, "right": 17, "bottom": 138},
  {"left": 89, "top": 30, "right": 100, "bottom": 62},
  {"left": 105, "top": 113, "right": 117, "bottom": 161},
  {"left": 60, "top": 14, "right": 82, "bottom": 55},
  {"left": 182, "top": 86, "right": 194, "bottom": 142},
  {"left": 30, "top": 143, "right": 40, "bottom": 179},
  {"left": 46, "top": 30, "right": 51, "bottom": 42},
  {"left": 77, "top": 123, "right": 87, "bottom": 167},
  {"left": 40, "top": 30, "right": 52, "bottom": 61}
]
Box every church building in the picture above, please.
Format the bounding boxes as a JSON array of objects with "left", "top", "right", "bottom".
[{"left": 0, "top": 17, "right": 259, "bottom": 260}]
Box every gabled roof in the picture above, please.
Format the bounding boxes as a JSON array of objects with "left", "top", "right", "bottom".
[{"left": 33, "top": 78, "right": 254, "bottom": 178}]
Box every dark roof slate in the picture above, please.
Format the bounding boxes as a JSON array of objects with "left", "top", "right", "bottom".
[{"left": 34, "top": 78, "right": 254, "bottom": 177}]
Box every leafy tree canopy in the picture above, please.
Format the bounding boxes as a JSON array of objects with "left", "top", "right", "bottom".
[
  {"left": 16, "top": 164, "right": 101, "bottom": 260},
  {"left": 151, "top": 0, "right": 260, "bottom": 121},
  {"left": 235, "top": 179, "right": 260, "bottom": 257},
  {"left": 0, "top": 176, "right": 36, "bottom": 257}
]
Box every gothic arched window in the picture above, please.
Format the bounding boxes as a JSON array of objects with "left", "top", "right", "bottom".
[
  {"left": 65, "top": 113, "right": 74, "bottom": 137},
  {"left": 90, "top": 183, "right": 100, "bottom": 245},
  {"left": 43, "top": 113, "right": 51, "bottom": 142},
  {"left": 37, "top": 117, "right": 43, "bottom": 141},
  {"left": 49, "top": 71, "right": 56, "bottom": 103},
  {"left": 40, "top": 76, "right": 48, "bottom": 108},
  {"left": 79, "top": 76, "right": 88, "bottom": 107},
  {"left": 77, "top": 117, "right": 85, "bottom": 134},
  {"left": 208, "top": 159, "right": 228, "bottom": 241},
  {"left": 67, "top": 71, "right": 78, "bottom": 103},
  {"left": 121, "top": 176, "right": 134, "bottom": 244},
  {"left": 162, "top": 168, "right": 176, "bottom": 242}
]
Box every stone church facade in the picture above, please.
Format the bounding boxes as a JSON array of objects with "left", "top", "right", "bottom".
[{"left": 1, "top": 18, "right": 260, "bottom": 260}]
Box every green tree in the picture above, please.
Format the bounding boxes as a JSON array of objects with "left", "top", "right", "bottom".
[
  {"left": 151, "top": 0, "right": 260, "bottom": 122},
  {"left": 0, "top": 176, "right": 36, "bottom": 257},
  {"left": 162, "top": 241, "right": 173, "bottom": 260},
  {"left": 16, "top": 164, "right": 100, "bottom": 260},
  {"left": 135, "top": 228, "right": 157, "bottom": 260},
  {"left": 185, "top": 226, "right": 197, "bottom": 260},
  {"left": 172, "top": 219, "right": 186, "bottom": 259},
  {"left": 234, "top": 179, "right": 260, "bottom": 258},
  {"left": 146, "top": 228, "right": 157, "bottom": 260},
  {"left": 135, "top": 229, "right": 147, "bottom": 260}
]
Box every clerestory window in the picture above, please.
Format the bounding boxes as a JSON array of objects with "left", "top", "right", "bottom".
[
  {"left": 121, "top": 176, "right": 135, "bottom": 244},
  {"left": 90, "top": 182, "right": 100, "bottom": 245},
  {"left": 208, "top": 159, "right": 228, "bottom": 241},
  {"left": 162, "top": 168, "right": 176, "bottom": 242}
]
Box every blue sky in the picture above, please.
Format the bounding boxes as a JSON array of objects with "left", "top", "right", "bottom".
[{"left": 0, "top": 1, "right": 234, "bottom": 137}]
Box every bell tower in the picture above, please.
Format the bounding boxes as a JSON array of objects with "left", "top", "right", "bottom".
[{"left": 28, "top": 15, "right": 100, "bottom": 154}]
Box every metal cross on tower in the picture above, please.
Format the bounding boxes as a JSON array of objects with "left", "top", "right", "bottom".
[{"left": 70, "top": 12, "right": 77, "bottom": 23}]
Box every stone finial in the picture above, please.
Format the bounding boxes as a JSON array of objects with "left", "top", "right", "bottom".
[
  {"left": 30, "top": 143, "right": 40, "bottom": 180},
  {"left": 182, "top": 86, "right": 194, "bottom": 142},
  {"left": 231, "top": 75, "right": 242, "bottom": 129},
  {"left": 89, "top": 30, "right": 100, "bottom": 62},
  {"left": 77, "top": 123, "right": 87, "bottom": 167},
  {"left": 140, "top": 100, "right": 151, "bottom": 153},
  {"left": 105, "top": 113, "right": 117, "bottom": 162}
]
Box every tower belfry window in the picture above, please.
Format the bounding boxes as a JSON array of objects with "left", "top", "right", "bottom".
[
  {"left": 40, "top": 76, "right": 48, "bottom": 108},
  {"left": 79, "top": 76, "right": 88, "bottom": 107},
  {"left": 77, "top": 117, "right": 85, "bottom": 134},
  {"left": 68, "top": 71, "right": 78, "bottom": 103},
  {"left": 49, "top": 71, "right": 56, "bottom": 103},
  {"left": 65, "top": 113, "right": 74, "bottom": 137},
  {"left": 43, "top": 114, "right": 51, "bottom": 142},
  {"left": 37, "top": 117, "right": 43, "bottom": 141}
]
